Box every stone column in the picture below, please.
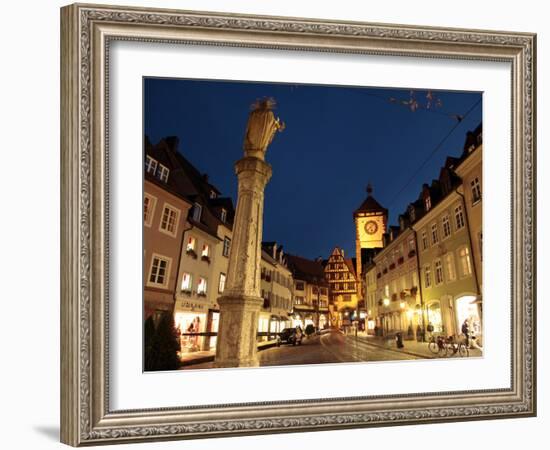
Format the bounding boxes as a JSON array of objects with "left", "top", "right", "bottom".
[{"left": 215, "top": 98, "right": 283, "bottom": 368}]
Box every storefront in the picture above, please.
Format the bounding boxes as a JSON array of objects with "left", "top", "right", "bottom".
[
  {"left": 174, "top": 311, "right": 207, "bottom": 354},
  {"left": 292, "top": 311, "right": 314, "bottom": 329},
  {"left": 455, "top": 295, "right": 482, "bottom": 343},
  {"left": 207, "top": 311, "right": 220, "bottom": 351},
  {"left": 318, "top": 313, "right": 328, "bottom": 329},
  {"left": 426, "top": 300, "right": 443, "bottom": 333},
  {"left": 258, "top": 313, "right": 270, "bottom": 341}
]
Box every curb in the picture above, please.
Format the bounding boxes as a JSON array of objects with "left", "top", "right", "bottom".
[
  {"left": 352, "top": 336, "right": 436, "bottom": 359},
  {"left": 180, "top": 340, "right": 281, "bottom": 367}
]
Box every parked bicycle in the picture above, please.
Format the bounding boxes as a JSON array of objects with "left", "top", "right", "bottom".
[
  {"left": 428, "top": 335, "right": 469, "bottom": 357},
  {"left": 445, "top": 335, "right": 469, "bottom": 357},
  {"left": 428, "top": 334, "right": 447, "bottom": 357}
]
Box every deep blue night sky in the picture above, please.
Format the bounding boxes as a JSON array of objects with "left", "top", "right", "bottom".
[{"left": 144, "top": 78, "right": 481, "bottom": 260}]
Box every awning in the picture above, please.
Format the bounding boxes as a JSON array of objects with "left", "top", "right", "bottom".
[{"left": 471, "top": 296, "right": 483, "bottom": 305}]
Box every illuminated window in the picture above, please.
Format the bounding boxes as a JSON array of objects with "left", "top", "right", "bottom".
[
  {"left": 186, "top": 236, "right": 196, "bottom": 252},
  {"left": 220, "top": 208, "right": 227, "bottom": 223},
  {"left": 201, "top": 244, "right": 210, "bottom": 258},
  {"left": 444, "top": 253, "right": 456, "bottom": 281},
  {"left": 218, "top": 273, "right": 226, "bottom": 293},
  {"left": 181, "top": 272, "right": 193, "bottom": 291},
  {"left": 458, "top": 246, "right": 472, "bottom": 277},
  {"left": 197, "top": 277, "right": 208, "bottom": 295}
]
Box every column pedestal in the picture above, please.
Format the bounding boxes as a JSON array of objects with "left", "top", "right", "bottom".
[{"left": 214, "top": 295, "right": 263, "bottom": 367}]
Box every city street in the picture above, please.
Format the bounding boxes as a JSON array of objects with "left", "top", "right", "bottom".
[
  {"left": 259, "top": 331, "right": 420, "bottom": 366},
  {"left": 182, "top": 330, "right": 427, "bottom": 370}
]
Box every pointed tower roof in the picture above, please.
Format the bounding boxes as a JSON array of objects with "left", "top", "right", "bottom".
[{"left": 353, "top": 183, "right": 388, "bottom": 216}]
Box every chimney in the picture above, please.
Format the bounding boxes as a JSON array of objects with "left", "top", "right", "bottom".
[{"left": 164, "top": 136, "right": 179, "bottom": 152}]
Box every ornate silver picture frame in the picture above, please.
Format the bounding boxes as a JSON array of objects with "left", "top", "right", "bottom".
[{"left": 60, "top": 3, "right": 536, "bottom": 446}]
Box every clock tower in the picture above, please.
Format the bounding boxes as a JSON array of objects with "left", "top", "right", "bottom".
[{"left": 353, "top": 184, "right": 388, "bottom": 286}]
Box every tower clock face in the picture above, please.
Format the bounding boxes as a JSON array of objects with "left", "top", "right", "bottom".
[{"left": 364, "top": 220, "right": 378, "bottom": 235}]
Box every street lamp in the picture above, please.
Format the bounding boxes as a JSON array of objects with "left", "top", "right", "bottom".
[{"left": 383, "top": 298, "right": 390, "bottom": 307}]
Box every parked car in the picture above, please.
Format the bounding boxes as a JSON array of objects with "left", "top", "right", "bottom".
[{"left": 278, "top": 327, "right": 303, "bottom": 346}]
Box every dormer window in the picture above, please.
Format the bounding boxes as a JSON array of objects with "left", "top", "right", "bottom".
[
  {"left": 145, "top": 155, "right": 157, "bottom": 175},
  {"left": 220, "top": 208, "right": 227, "bottom": 223},
  {"left": 424, "top": 195, "right": 432, "bottom": 211},
  {"left": 192, "top": 203, "right": 202, "bottom": 222},
  {"left": 409, "top": 205, "right": 416, "bottom": 222},
  {"left": 186, "top": 236, "right": 196, "bottom": 252},
  {"left": 157, "top": 163, "right": 169, "bottom": 182},
  {"left": 209, "top": 190, "right": 217, "bottom": 199}
]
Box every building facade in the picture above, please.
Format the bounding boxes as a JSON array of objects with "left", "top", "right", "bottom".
[
  {"left": 286, "top": 254, "right": 330, "bottom": 330},
  {"left": 364, "top": 262, "right": 378, "bottom": 333},
  {"left": 369, "top": 224, "right": 421, "bottom": 338},
  {"left": 324, "top": 247, "right": 359, "bottom": 328},
  {"left": 144, "top": 136, "right": 236, "bottom": 355},
  {"left": 143, "top": 158, "right": 192, "bottom": 322},
  {"left": 363, "top": 124, "right": 483, "bottom": 343},
  {"left": 258, "top": 243, "right": 294, "bottom": 339},
  {"left": 455, "top": 125, "right": 483, "bottom": 292}
]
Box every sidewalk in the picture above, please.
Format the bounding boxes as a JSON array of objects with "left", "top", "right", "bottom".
[
  {"left": 178, "top": 339, "right": 280, "bottom": 368},
  {"left": 353, "top": 332, "right": 483, "bottom": 359}
]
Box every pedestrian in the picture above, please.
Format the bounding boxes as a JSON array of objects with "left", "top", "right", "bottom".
[
  {"left": 427, "top": 321, "right": 434, "bottom": 339},
  {"left": 461, "top": 319, "right": 470, "bottom": 347}
]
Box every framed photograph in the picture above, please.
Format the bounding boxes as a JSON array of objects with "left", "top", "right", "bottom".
[{"left": 60, "top": 3, "right": 536, "bottom": 446}]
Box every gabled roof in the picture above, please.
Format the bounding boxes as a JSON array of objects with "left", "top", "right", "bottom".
[
  {"left": 145, "top": 135, "right": 236, "bottom": 237},
  {"left": 286, "top": 254, "right": 328, "bottom": 285},
  {"left": 344, "top": 258, "right": 357, "bottom": 278}
]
